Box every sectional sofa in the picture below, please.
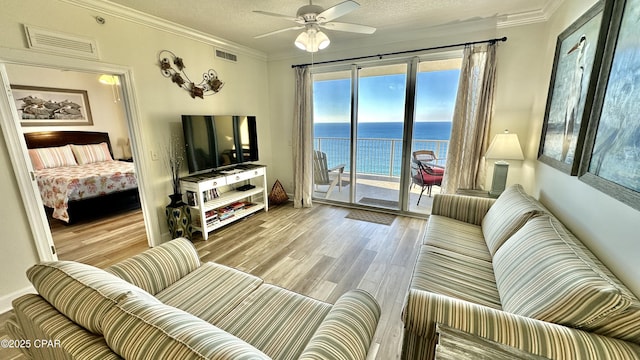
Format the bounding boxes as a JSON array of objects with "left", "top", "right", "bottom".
[
  {"left": 402, "top": 184, "right": 640, "bottom": 359},
  {"left": 7, "top": 238, "right": 381, "bottom": 359}
]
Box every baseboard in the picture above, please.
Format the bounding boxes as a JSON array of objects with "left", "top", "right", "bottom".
[{"left": 0, "top": 285, "right": 36, "bottom": 314}]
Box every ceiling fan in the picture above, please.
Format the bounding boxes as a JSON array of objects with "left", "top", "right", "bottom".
[{"left": 253, "top": 0, "right": 376, "bottom": 52}]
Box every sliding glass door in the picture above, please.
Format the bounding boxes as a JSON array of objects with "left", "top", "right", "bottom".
[
  {"left": 312, "top": 55, "right": 460, "bottom": 215},
  {"left": 355, "top": 64, "right": 407, "bottom": 210}
]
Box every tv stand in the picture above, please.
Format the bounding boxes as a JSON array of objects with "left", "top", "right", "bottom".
[{"left": 180, "top": 165, "right": 268, "bottom": 240}]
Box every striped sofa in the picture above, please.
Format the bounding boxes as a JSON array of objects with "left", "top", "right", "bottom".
[
  {"left": 402, "top": 184, "right": 640, "bottom": 360},
  {"left": 7, "top": 238, "right": 380, "bottom": 360}
]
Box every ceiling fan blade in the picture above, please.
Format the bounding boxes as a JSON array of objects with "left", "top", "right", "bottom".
[
  {"left": 253, "top": 10, "right": 299, "bottom": 22},
  {"left": 254, "top": 26, "right": 304, "bottom": 39},
  {"left": 320, "top": 21, "right": 376, "bottom": 34},
  {"left": 317, "top": 0, "right": 360, "bottom": 22}
]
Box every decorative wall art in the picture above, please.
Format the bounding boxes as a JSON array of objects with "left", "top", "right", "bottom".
[
  {"left": 580, "top": 0, "right": 640, "bottom": 211},
  {"left": 11, "top": 85, "right": 93, "bottom": 126},
  {"left": 538, "top": 0, "right": 610, "bottom": 175},
  {"left": 158, "top": 50, "right": 224, "bottom": 99}
]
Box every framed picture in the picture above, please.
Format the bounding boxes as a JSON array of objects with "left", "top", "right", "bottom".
[
  {"left": 580, "top": 0, "right": 640, "bottom": 211},
  {"left": 538, "top": 0, "right": 611, "bottom": 175},
  {"left": 10, "top": 85, "right": 94, "bottom": 126}
]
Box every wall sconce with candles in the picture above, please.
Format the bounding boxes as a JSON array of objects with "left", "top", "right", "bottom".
[
  {"left": 485, "top": 129, "right": 524, "bottom": 197},
  {"left": 158, "top": 50, "right": 224, "bottom": 99}
]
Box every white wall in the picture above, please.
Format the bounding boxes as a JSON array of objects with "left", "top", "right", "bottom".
[
  {"left": 532, "top": 0, "right": 640, "bottom": 296},
  {"left": 0, "top": 0, "right": 271, "bottom": 305}
]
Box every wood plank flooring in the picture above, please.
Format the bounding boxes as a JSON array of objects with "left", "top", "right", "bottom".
[
  {"left": 49, "top": 208, "right": 150, "bottom": 267},
  {"left": 1, "top": 203, "right": 426, "bottom": 360}
]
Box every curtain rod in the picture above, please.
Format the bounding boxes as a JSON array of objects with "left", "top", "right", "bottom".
[{"left": 291, "top": 36, "right": 507, "bottom": 68}]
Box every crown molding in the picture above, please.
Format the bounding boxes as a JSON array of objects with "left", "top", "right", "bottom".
[
  {"left": 59, "top": 0, "right": 267, "bottom": 61},
  {"left": 497, "top": 0, "right": 565, "bottom": 28}
]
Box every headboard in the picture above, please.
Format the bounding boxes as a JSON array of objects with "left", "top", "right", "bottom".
[{"left": 24, "top": 131, "right": 115, "bottom": 158}]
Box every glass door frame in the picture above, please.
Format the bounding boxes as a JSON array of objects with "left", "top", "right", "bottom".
[{"left": 311, "top": 52, "right": 459, "bottom": 216}]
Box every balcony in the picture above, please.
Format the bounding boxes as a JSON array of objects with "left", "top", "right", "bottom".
[{"left": 313, "top": 137, "right": 448, "bottom": 214}]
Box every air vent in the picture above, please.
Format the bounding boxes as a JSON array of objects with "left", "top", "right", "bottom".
[
  {"left": 24, "top": 25, "right": 99, "bottom": 59},
  {"left": 215, "top": 49, "right": 238, "bottom": 63}
]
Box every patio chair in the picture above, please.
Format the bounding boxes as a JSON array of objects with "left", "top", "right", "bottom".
[
  {"left": 410, "top": 157, "right": 444, "bottom": 205},
  {"left": 313, "top": 150, "right": 345, "bottom": 198},
  {"left": 412, "top": 150, "right": 437, "bottom": 164}
]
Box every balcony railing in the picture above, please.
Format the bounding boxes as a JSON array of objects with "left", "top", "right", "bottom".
[{"left": 314, "top": 137, "right": 448, "bottom": 178}]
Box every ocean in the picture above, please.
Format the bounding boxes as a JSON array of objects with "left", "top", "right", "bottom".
[
  {"left": 314, "top": 121, "right": 452, "bottom": 140},
  {"left": 314, "top": 121, "right": 451, "bottom": 177}
]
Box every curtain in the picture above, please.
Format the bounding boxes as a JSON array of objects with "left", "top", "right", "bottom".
[
  {"left": 292, "top": 66, "right": 314, "bottom": 208},
  {"left": 442, "top": 42, "right": 498, "bottom": 193}
]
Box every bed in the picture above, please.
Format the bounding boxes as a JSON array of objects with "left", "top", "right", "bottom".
[{"left": 24, "top": 131, "right": 140, "bottom": 223}]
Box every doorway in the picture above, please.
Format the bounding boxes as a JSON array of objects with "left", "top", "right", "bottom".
[{"left": 0, "top": 53, "right": 158, "bottom": 263}]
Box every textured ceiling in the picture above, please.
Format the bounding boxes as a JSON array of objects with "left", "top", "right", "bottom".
[{"left": 101, "top": 0, "right": 556, "bottom": 57}]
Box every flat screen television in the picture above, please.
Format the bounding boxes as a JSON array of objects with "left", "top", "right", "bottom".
[{"left": 182, "top": 115, "right": 258, "bottom": 173}]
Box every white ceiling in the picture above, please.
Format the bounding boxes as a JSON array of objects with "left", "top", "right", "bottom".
[{"left": 93, "top": 0, "right": 559, "bottom": 58}]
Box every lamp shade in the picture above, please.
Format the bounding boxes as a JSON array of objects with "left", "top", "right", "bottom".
[
  {"left": 295, "top": 27, "right": 330, "bottom": 53},
  {"left": 485, "top": 131, "right": 524, "bottom": 160}
]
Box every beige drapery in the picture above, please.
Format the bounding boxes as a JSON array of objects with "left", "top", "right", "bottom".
[
  {"left": 442, "top": 43, "right": 498, "bottom": 193},
  {"left": 292, "top": 66, "right": 313, "bottom": 208}
]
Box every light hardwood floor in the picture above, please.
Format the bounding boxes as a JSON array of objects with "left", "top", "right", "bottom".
[{"left": 2, "top": 203, "right": 426, "bottom": 359}]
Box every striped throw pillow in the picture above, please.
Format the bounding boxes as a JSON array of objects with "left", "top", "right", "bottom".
[
  {"left": 102, "top": 296, "right": 271, "bottom": 360},
  {"left": 28, "top": 145, "right": 77, "bottom": 170},
  {"left": 481, "top": 184, "right": 544, "bottom": 255},
  {"left": 493, "top": 216, "right": 632, "bottom": 328},
  {"left": 26, "top": 261, "right": 159, "bottom": 334},
  {"left": 71, "top": 142, "right": 113, "bottom": 164}
]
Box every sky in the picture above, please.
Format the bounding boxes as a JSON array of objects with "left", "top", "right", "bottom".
[{"left": 313, "top": 69, "right": 461, "bottom": 123}]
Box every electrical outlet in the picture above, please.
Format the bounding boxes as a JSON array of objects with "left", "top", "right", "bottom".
[{"left": 151, "top": 150, "right": 159, "bottom": 161}]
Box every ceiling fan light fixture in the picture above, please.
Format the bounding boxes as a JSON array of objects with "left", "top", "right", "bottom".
[{"left": 294, "top": 27, "right": 330, "bottom": 53}]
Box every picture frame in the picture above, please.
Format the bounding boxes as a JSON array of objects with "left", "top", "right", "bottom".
[
  {"left": 537, "top": 0, "right": 611, "bottom": 175},
  {"left": 579, "top": 0, "right": 640, "bottom": 211},
  {"left": 10, "top": 85, "right": 94, "bottom": 126}
]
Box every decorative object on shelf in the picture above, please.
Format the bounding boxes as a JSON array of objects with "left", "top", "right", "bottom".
[
  {"left": 158, "top": 50, "right": 224, "bottom": 99},
  {"left": 10, "top": 85, "right": 93, "bottom": 126},
  {"left": 579, "top": 0, "right": 640, "bottom": 211},
  {"left": 164, "top": 134, "right": 191, "bottom": 239},
  {"left": 538, "top": 1, "right": 609, "bottom": 175},
  {"left": 485, "top": 130, "right": 524, "bottom": 197},
  {"left": 165, "top": 134, "right": 184, "bottom": 196},
  {"left": 166, "top": 194, "right": 192, "bottom": 240},
  {"left": 268, "top": 179, "right": 289, "bottom": 206}
]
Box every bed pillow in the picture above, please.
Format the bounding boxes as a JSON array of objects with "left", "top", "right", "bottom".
[
  {"left": 28, "top": 145, "right": 77, "bottom": 170},
  {"left": 71, "top": 142, "right": 113, "bottom": 164}
]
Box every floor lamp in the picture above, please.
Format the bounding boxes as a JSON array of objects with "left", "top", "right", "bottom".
[{"left": 485, "top": 130, "right": 524, "bottom": 197}]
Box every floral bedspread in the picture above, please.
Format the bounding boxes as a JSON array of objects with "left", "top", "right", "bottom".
[{"left": 35, "top": 160, "right": 137, "bottom": 222}]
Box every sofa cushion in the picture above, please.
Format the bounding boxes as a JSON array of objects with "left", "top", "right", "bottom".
[
  {"left": 106, "top": 237, "right": 201, "bottom": 295},
  {"left": 411, "top": 246, "right": 502, "bottom": 309},
  {"left": 156, "top": 262, "right": 263, "bottom": 324},
  {"left": 217, "top": 284, "right": 332, "bottom": 360},
  {"left": 423, "top": 215, "right": 492, "bottom": 262},
  {"left": 26, "top": 261, "right": 159, "bottom": 334},
  {"left": 493, "top": 216, "right": 632, "bottom": 328},
  {"left": 102, "top": 295, "right": 271, "bottom": 360},
  {"left": 544, "top": 217, "right": 640, "bottom": 342},
  {"left": 481, "top": 184, "right": 544, "bottom": 255}
]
